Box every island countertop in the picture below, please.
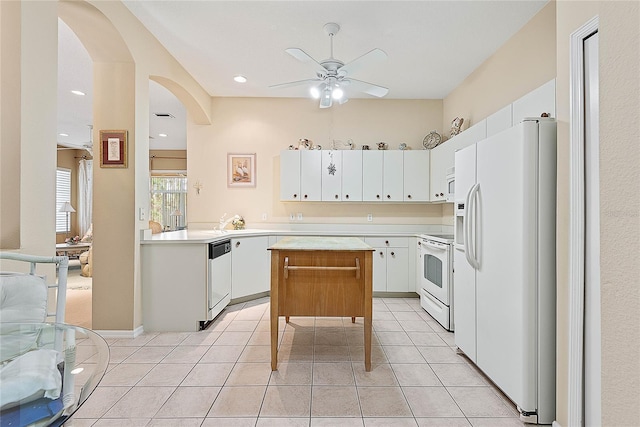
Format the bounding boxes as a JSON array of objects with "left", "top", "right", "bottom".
[{"left": 268, "top": 236, "right": 374, "bottom": 252}]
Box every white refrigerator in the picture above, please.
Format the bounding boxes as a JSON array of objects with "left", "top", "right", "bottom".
[{"left": 453, "top": 118, "right": 556, "bottom": 424}]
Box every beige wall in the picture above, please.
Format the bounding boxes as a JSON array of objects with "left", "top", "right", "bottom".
[
  {"left": 0, "top": 1, "right": 21, "bottom": 249},
  {"left": 187, "top": 97, "right": 446, "bottom": 228},
  {"left": 598, "top": 2, "right": 639, "bottom": 425},
  {"left": 443, "top": 2, "right": 556, "bottom": 133}
]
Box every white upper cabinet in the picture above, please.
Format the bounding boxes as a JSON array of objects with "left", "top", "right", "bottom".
[
  {"left": 362, "top": 151, "right": 384, "bottom": 202},
  {"left": 512, "top": 79, "right": 556, "bottom": 124},
  {"left": 321, "top": 150, "right": 342, "bottom": 201},
  {"left": 382, "top": 150, "right": 403, "bottom": 202},
  {"left": 487, "top": 104, "right": 513, "bottom": 138},
  {"left": 341, "top": 150, "right": 363, "bottom": 201},
  {"left": 430, "top": 120, "right": 487, "bottom": 202},
  {"left": 403, "top": 150, "right": 430, "bottom": 201},
  {"left": 280, "top": 150, "right": 301, "bottom": 201},
  {"left": 300, "top": 150, "right": 321, "bottom": 201}
]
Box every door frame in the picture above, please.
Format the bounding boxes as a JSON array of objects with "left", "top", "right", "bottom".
[{"left": 567, "top": 15, "right": 599, "bottom": 427}]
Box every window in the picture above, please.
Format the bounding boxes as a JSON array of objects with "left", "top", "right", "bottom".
[
  {"left": 56, "top": 168, "right": 72, "bottom": 233},
  {"left": 150, "top": 175, "right": 187, "bottom": 230}
]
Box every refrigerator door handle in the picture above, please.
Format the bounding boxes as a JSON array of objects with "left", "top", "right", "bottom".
[
  {"left": 463, "top": 184, "right": 475, "bottom": 267},
  {"left": 466, "top": 183, "right": 481, "bottom": 270}
]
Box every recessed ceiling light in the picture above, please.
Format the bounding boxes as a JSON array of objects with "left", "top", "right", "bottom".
[
  {"left": 158, "top": 133, "right": 168, "bottom": 137},
  {"left": 234, "top": 75, "right": 247, "bottom": 83},
  {"left": 71, "top": 90, "right": 85, "bottom": 96},
  {"left": 59, "top": 133, "right": 69, "bottom": 137}
]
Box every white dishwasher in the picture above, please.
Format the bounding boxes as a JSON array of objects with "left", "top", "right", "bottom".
[{"left": 206, "top": 239, "right": 231, "bottom": 329}]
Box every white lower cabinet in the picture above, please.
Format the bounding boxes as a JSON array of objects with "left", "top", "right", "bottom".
[
  {"left": 365, "top": 237, "right": 410, "bottom": 292},
  {"left": 231, "top": 236, "right": 270, "bottom": 299}
]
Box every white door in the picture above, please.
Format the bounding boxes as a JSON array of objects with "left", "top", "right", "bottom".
[
  {"left": 382, "top": 151, "right": 403, "bottom": 201},
  {"left": 341, "top": 150, "right": 362, "bottom": 201},
  {"left": 475, "top": 122, "right": 538, "bottom": 411},
  {"left": 386, "top": 247, "right": 408, "bottom": 292},
  {"left": 371, "top": 248, "right": 387, "bottom": 291},
  {"left": 584, "top": 31, "right": 601, "bottom": 426},
  {"left": 362, "top": 151, "right": 383, "bottom": 201},
  {"left": 453, "top": 143, "right": 477, "bottom": 360},
  {"left": 300, "top": 150, "right": 321, "bottom": 201},
  {"left": 321, "top": 150, "right": 342, "bottom": 201},
  {"left": 403, "top": 150, "right": 429, "bottom": 201},
  {"left": 231, "top": 236, "right": 270, "bottom": 299},
  {"left": 280, "top": 150, "right": 300, "bottom": 201}
]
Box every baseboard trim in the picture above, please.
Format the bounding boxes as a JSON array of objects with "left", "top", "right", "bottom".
[
  {"left": 552, "top": 421, "right": 562, "bottom": 427},
  {"left": 94, "top": 325, "right": 144, "bottom": 339}
]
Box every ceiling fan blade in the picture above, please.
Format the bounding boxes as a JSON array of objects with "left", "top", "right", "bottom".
[
  {"left": 285, "top": 48, "right": 327, "bottom": 76},
  {"left": 338, "top": 48, "right": 387, "bottom": 77},
  {"left": 347, "top": 78, "right": 389, "bottom": 98},
  {"left": 269, "top": 78, "right": 319, "bottom": 89}
]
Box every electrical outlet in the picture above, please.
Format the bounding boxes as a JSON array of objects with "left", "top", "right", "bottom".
[
  {"left": 262, "top": 213, "right": 268, "bottom": 221},
  {"left": 297, "top": 213, "right": 303, "bottom": 221},
  {"left": 367, "top": 213, "right": 373, "bottom": 222},
  {"left": 289, "top": 213, "right": 295, "bottom": 221},
  {"left": 139, "top": 207, "right": 146, "bottom": 221}
]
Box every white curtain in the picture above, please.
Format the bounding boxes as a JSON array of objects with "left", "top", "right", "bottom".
[{"left": 78, "top": 159, "right": 93, "bottom": 236}]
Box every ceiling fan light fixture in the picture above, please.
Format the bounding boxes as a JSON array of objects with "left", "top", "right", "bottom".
[
  {"left": 233, "top": 75, "right": 247, "bottom": 83},
  {"left": 332, "top": 87, "right": 344, "bottom": 100},
  {"left": 310, "top": 86, "right": 321, "bottom": 99}
]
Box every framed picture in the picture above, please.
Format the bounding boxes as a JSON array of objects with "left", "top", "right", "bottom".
[
  {"left": 227, "top": 153, "right": 256, "bottom": 187},
  {"left": 99, "top": 130, "right": 128, "bottom": 168}
]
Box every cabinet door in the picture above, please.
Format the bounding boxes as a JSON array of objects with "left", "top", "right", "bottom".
[
  {"left": 430, "top": 141, "right": 454, "bottom": 202},
  {"left": 321, "top": 150, "right": 342, "bottom": 201},
  {"left": 280, "top": 150, "right": 300, "bottom": 201},
  {"left": 231, "top": 236, "right": 270, "bottom": 299},
  {"left": 383, "top": 151, "right": 403, "bottom": 202},
  {"left": 386, "top": 247, "right": 409, "bottom": 292},
  {"left": 341, "top": 150, "right": 362, "bottom": 201},
  {"left": 300, "top": 150, "right": 321, "bottom": 201},
  {"left": 404, "top": 150, "right": 430, "bottom": 201},
  {"left": 362, "top": 151, "right": 384, "bottom": 202},
  {"left": 371, "top": 248, "right": 387, "bottom": 292}
]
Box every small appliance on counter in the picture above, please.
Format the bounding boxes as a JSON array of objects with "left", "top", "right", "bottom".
[{"left": 417, "top": 233, "right": 454, "bottom": 331}]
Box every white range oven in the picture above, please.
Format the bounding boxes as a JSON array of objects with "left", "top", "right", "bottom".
[{"left": 418, "top": 234, "right": 454, "bottom": 331}]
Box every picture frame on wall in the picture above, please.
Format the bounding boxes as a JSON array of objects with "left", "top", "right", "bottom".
[
  {"left": 227, "top": 153, "right": 256, "bottom": 187},
  {"left": 99, "top": 130, "right": 128, "bottom": 168}
]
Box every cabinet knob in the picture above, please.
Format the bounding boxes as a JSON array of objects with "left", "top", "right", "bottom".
[
  {"left": 407, "top": 194, "right": 412, "bottom": 199},
  {"left": 293, "top": 194, "right": 298, "bottom": 198},
  {"left": 385, "top": 240, "right": 389, "bottom": 245},
  {"left": 379, "top": 251, "right": 384, "bottom": 256},
  {"left": 435, "top": 194, "right": 439, "bottom": 197},
  {"left": 376, "top": 195, "right": 381, "bottom": 199},
  {"left": 304, "top": 194, "right": 308, "bottom": 199},
  {"left": 386, "top": 195, "right": 391, "bottom": 199},
  {"left": 391, "top": 251, "right": 395, "bottom": 256},
  {"left": 418, "top": 241, "right": 421, "bottom": 246},
  {"left": 235, "top": 241, "right": 241, "bottom": 248},
  {"left": 440, "top": 192, "right": 444, "bottom": 196},
  {"left": 345, "top": 194, "right": 349, "bottom": 199},
  {"left": 335, "top": 194, "right": 339, "bottom": 199}
]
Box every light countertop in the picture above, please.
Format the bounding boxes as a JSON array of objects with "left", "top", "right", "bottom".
[{"left": 268, "top": 236, "right": 374, "bottom": 251}]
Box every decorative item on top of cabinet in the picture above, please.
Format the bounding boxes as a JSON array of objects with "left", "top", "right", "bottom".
[
  {"left": 331, "top": 139, "right": 354, "bottom": 150},
  {"left": 298, "top": 138, "right": 313, "bottom": 149},
  {"left": 398, "top": 143, "right": 409, "bottom": 150},
  {"left": 377, "top": 142, "right": 388, "bottom": 150},
  {"left": 450, "top": 117, "right": 464, "bottom": 137},
  {"left": 422, "top": 130, "right": 442, "bottom": 149}
]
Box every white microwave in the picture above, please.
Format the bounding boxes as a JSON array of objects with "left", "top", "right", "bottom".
[{"left": 445, "top": 167, "right": 455, "bottom": 202}]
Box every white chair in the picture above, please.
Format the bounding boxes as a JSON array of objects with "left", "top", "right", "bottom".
[{"left": 0, "top": 253, "right": 77, "bottom": 419}]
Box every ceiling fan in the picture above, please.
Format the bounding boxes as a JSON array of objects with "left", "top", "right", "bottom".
[{"left": 270, "top": 22, "right": 389, "bottom": 108}]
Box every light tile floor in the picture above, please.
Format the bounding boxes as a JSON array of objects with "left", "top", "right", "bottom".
[{"left": 67, "top": 297, "right": 528, "bottom": 427}]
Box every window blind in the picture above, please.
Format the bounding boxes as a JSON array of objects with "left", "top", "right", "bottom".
[{"left": 56, "top": 168, "right": 72, "bottom": 233}]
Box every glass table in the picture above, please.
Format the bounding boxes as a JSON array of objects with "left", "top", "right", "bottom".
[{"left": 0, "top": 323, "right": 109, "bottom": 427}]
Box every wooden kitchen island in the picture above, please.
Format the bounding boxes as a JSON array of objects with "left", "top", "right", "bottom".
[{"left": 268, "top": 236, "right": 374, "bottom": 371}]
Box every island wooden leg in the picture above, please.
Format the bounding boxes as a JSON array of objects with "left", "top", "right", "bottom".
[
  {"left": 364, "top": 252, "right": 373, "bottom": 372},
  {"left": 285, "top": 316, "right": 290, "bottom": 323},
  {"left": 270, "top": 251, "right": 280, "bottom": 371},
  {"left": 351, "top": 317, "right": 356, "bottom": 323}
]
